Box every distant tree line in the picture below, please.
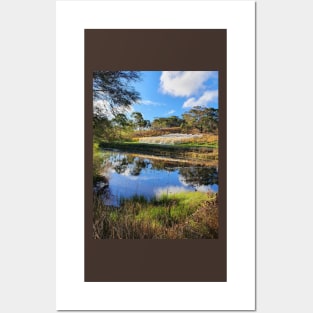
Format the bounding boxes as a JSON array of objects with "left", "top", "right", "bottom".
[
  {"left": 151, "top": 107, "right": 218, "bottom": 133},
  {"left": 92, "top": 71, "right": 218, "bottom": 142},
  {"left": 94, "top": 106, "right": 218, "bottom": 142}
]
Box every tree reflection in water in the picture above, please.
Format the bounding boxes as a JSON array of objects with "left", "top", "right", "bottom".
[
  {"left": 178, "top": 166, "right": 218, "bottom": 187},
  {"left": 96, "top": 152, "right": 218, "bottom": 205},
  {"left": 112, "top": 155, "right": 151, "bottom": 176},
  {"left": 105, "top": 153, "right": 218, "bottom": 185},
  {"left": 108, "top": 153, "right": 179, "bottom": 176}
]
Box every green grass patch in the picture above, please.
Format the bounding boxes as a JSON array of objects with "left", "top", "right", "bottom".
[
  {"left": 176, "top": 141, "right": 218, "bottom": 149},
  {"left": 93, "top": 191, "right": 218, "bottom": 239}
]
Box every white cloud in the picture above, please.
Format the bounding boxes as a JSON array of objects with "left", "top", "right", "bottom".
[
  {"left": 93, "top": 100, "right": 113, "bottom": 118},
  {"left": 166, "top": 109, "right": 175, "bottom": 115},
  {"left": 93, "top": 99, "right": 134, "bottom": 119},
  {"left": 139, "top": 99, "right": 165, "bottom": 106},
  {"left": 159, "top": 71, "right": 213, "bottom": 97},
  {"left": 126, "top": 106, "right": 134, "bottom": 113},
  {"left": 154, "top": 186, "right": 190, "bottom": 197},
  {"left": 196, "top": 185, "right": 211, "bottom": 193},
  {"left": 182, "top": 90, "right": 218, "bottom": 108}
]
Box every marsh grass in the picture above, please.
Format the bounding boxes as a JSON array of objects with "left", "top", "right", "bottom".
[{"left": 93, "top": 191, "right": 218, "bottom": 239}]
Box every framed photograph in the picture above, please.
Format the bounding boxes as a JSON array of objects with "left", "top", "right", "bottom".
[
  {"left": 57, "top": 1, "right": 255, "bottom": 310},
  {"left": 85, "top": 30, "right": 226, "bottom": 283}
]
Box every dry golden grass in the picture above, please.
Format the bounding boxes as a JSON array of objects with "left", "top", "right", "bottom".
[
  {"left": 133, "top": 127, "right": 182, "bottom": 138},
  {"left": 136, "top": 133, "right": 218, "bottom": 146}
]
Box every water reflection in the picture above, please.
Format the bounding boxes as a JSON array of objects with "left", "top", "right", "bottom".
[
  {"left": 96, "top": 151, "right": 218, "bottom": 206},
  {"left": 179, "top": 166, "right": 218, "bottom": 187}
]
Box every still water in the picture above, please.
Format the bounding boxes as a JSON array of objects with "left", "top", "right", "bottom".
[{"left": 95, "top": 151, "right": 218, "bottom": 206}]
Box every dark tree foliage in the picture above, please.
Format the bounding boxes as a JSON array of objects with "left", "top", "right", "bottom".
[
  {"left": 93, "top": 71, "right": 141, "bottom": 116},
  {"left": 144, "top": 120, "right": 151, "bottom": 129},
  {"left": 131, "top": 112, "right": 151, "bottom": 130},
  {"left": 151, "top": 116, "right": 183, "bottom": 129},
  {"left": 93, "top": 113, "right": 114, "bottom": 141},
  {"left": 131, "top": 112, "right": 145, "bottom": 129},
  {"left": 179, "top": 166, "right": 218, "bottom": 186},
  {"left": 112, "top": 113, "right": 130, "bottom": 128},
  {"left": 182, "top": 106, "right": 218, "bottom": 133}
]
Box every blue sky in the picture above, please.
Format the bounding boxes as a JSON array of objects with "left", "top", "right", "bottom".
[{"left": 131, "top": 71, "right": 218, "bottom": 121}]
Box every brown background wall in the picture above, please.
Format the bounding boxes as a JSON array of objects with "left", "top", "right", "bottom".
[{"left": 85, "top": 29, "right": 227, "bottom": 281}]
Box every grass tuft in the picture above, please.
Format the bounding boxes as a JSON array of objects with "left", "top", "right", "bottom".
[{"left": 93, "top": 191, "right": 218, "bottom": 239}]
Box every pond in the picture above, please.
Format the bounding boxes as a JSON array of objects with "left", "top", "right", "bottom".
[{"left": 94, "top": 151, "right": 218, "bottom": 206}]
